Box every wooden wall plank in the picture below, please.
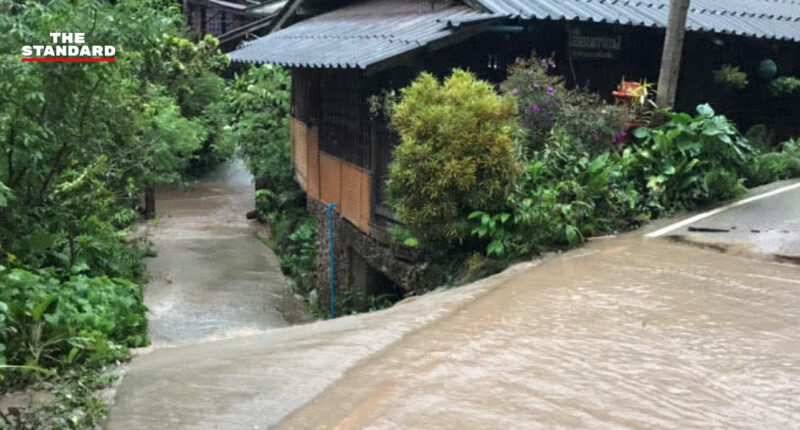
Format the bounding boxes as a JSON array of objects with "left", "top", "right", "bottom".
[
  {"left": 307, "top": 126, "right": 320, "bottom": 199},
  {"left": 319, "top": 152, "right": 342, "bottom": 210},
  {"left": 292, "top": 117, "right": 308, "bottom": 189},
  {"left": 359, "top": 168, "right": 371, "bottom": 233}
]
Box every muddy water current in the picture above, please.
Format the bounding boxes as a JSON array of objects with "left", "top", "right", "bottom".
[{"left": 276, "top": 237, "right": 800, "bottom": 429}]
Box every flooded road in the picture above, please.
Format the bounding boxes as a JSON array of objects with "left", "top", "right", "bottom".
[
  {"left": 108, "top": 182, "right": 800, "bottom": 429},
  {"left": 276, "top": 237, "right": 800, "bottom": 429},
  {"left": 142, "top": 159, "right": 289, "bottom": 344}
]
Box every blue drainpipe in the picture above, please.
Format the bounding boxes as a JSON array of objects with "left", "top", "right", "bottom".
[{"left": 327, "top": 202, "right": 339, "bottom": 318}]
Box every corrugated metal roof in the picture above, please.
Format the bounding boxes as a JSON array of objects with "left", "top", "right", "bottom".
[
  {"left": 475, "top": 0, "right": 800, "bottom": 41},
  {"left": 228, "top": 0, "right": 497, "bottom": 68},
  {"left": 247, "top": 0, "right": 286, "bottom": 16}
]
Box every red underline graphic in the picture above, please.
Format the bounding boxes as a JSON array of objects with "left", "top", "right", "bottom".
[{"left": 22, "top": 58, "right": 116, "bottom": 62}]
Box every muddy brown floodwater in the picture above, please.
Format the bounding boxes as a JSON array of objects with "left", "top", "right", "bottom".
[
  {"left": 276, "top": 236, "right": 800, "bottom": 429},
  {"left": 143, "top": 159, "right": 290, "bottom": 344}
]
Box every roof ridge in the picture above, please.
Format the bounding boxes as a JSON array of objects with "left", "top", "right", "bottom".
[{"left": 473, "top": 0, "right": 800, "bottom": 39}]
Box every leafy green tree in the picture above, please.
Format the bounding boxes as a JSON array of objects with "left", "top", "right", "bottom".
[
  {"left": 0, "top": 0, "right": 212, "bottom": 263},
  {"left": 0, "top": 0, "right": 217, "bottom": 396},
  {"left": 388, "top": 70, "right": 521, "bottom": 245},
  {"left": 223, "top": 65, "right": 291, "bottom": 187}
]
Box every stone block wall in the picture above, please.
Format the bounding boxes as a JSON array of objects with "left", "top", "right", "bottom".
[{"left": 308, "top": 198, "right": 443, "bottom": 312}]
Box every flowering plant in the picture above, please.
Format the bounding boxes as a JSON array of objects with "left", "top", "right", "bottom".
[{"left": 502, "top": 55, "right": 627, "bottom": 157}]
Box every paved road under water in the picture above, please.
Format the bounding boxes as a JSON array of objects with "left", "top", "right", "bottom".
[
  {"left": 276, "top": 237, "right": 800, "bottom": 429},
  {"left": 107, "top": 182, "right": 800, "bottom": 429},
  {"left": 142, "top": 159, "right": 289, "bottom": 345}
]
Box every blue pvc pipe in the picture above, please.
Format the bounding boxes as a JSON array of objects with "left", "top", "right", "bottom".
[{"left": 327, "top": 202, "right": 339, "bottom": 317}]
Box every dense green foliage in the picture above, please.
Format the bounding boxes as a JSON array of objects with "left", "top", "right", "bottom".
[
  {"left": 389, "top": 59, "right": 800, "bottom": 263},
  {"left": 627, "top": 104, "right": 753, "bottom": 213},
  {"left": 0, "top": 266, "right": 147, "bottom": 375},
  {"left": 468, "top": 103, "right": 758, "bottom": 259},
  {"left": 713, "top": 64, "right": 749, "bottom": 90},
  {"left": 769, "top": 76, "right": 800, "bottom": 97},
  {"left": 388, "top": 70, "right": 521, "bottom": 245},
  {"left": 225, "top": 66, "right": 318, "bottom": 296},
  {"left": 501, "top": 56, "right": 627, "bottom": 157},
  {"left": 225, "top": 65, "right": 291, "bottom": 184},
  {"left": 749, "top": 138, "right": 800, "bottom": 183},
  {"left": 1, "top": 0, "right": 230, "bottom": 274},
  {"left": 471, "top": 127, "right": 644, "bottom": 256},
  {"left": 0, "top": 0, "right": 232, "bottom": 421}
]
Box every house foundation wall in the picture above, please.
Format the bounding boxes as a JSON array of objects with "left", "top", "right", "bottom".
[{"left": 308, "top": 198, "right": 442, "bottom": 311}]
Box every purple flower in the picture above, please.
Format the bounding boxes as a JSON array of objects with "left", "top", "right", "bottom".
[
  {"left": 546, "top": 87, "right": 555, "bottom": 94},
  {"left": 547, "top": 111, "right": 553, "bottom": 117},
  {"left": 533, "top": 105, "right": 541, "bottom": 113},
  {"left": 534, "top": 84, "right": 540, "bottom": 89},
  {"left": 593, "top": 135, "right": 600, "bottom": 141}
]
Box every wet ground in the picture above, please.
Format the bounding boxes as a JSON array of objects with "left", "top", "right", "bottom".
[
  {"left": 141, "top": 159, "right": 290, "bottom": 345},
  {"left": 663, "top": 181, "right": 800, "bottom": 260},
  {"left": 107, "top": 180, "right": 800, "bottom": 429}
]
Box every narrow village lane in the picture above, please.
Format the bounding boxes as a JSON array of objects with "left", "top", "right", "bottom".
[{"left": 141, "top": 159, "right": 289, "bottom": 345}]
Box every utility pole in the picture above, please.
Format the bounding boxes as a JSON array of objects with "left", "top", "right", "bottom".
[{"left": 656, "top": 0, "right": 691, "bottom": 108}]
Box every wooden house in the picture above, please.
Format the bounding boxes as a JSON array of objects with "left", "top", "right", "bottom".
[
  {"left": 183, "top": 0, "right": 286, "bottom": 51},
  {"left": 230, "top": 0, "right": 800, "bottom": 306}
]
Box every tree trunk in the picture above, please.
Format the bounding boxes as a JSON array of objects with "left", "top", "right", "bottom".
[
  {"left": 656, "top": 0, "right": 691, "bottom": 108},
  {"left": 144, "top": 183, "right": 156, "bottom": 219}
]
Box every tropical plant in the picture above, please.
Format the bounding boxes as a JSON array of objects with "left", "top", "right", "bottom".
[
  {"left": 748, "top": 139, "right": 800, "bottom": 184},
  {"left": 467, "top": 127, "right": 645, "bottom": 258},
  {"left": 769, "top": 76, "right": 800, "bottom": 97},
  {"left": 0, "top": 266, "right": 147, "bottom": 384},
  {"left": 466, "top": 103, "right": 762, "bottom": 259},
  {"left": 502, "top": 55, "right": 627, "bottom": 156},
  {"left": 627, "top": 104, "right": 753, "bottom": 211},
  {"left": 388, "top": 69, "right": 521, "bottom": 245},
  {"left": 623, "top": 80, "right": 659, "bottom": 124},
  {"left": 713, "top": 64, "right": 749, "bottom": 90}
]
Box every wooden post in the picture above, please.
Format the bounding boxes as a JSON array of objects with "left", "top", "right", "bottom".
[{"left": 656, "top": 0, "right": 691, "bottom": 108}]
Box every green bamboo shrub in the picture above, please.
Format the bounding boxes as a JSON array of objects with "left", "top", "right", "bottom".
[{"left": 388, "top": 70, "right": 521, "bottom": 245}]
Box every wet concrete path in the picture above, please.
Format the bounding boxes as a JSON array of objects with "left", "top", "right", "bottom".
[
  {"left": 142, "top": 159, "right": 288, "bottom": 345},
  {"left": 107, "top": 182, "right": 800, "bottom": 429}
]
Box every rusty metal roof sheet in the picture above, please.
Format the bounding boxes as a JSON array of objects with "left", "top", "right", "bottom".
[
  {"left": 228, "top": 0, "right": 497, "bottom": 68},
  {"left": 474, "top": 0, "right": 800, "bottom": 41}
]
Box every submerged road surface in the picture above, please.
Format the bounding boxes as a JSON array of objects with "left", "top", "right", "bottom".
[
  {"left": 141, "top": 159, "right": 288, "bottom": 344},
  {"left": 276, "top": 237, "right": 800, "bottom": 429},
  {"left": 107, "top": 183, "right": 800, "bottom": 429}
]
